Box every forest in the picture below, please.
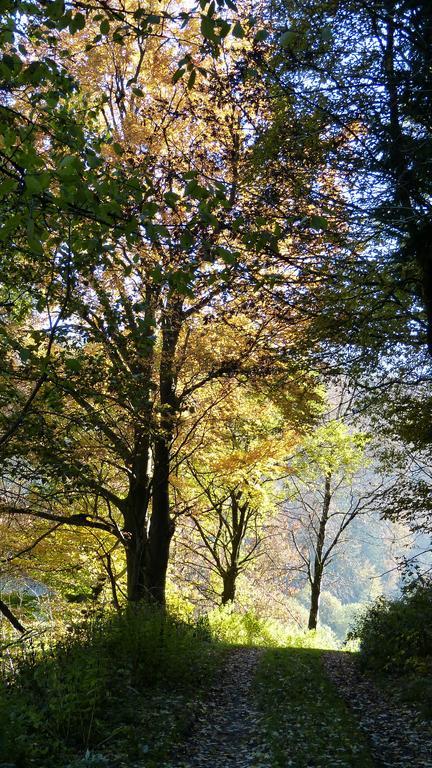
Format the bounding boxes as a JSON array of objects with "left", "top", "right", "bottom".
[{"left": 0, "top": 1, "right": 431, "bottom": 766}]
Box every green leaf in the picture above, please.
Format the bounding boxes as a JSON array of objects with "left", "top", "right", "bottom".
[
  {"left": 0, "top": 178, "right": 17, "bottom": 198},
  {"left": 187, "top": 70, "right": 196, "bottom": 90},
  {"left": 172, "top": 68, "right": 186, "bottom": 84},
  {"left": 25, "top": 175, "right": 42, "bottom": 194},
  {"left": 309, "top": 215, "right": 329, "bottom": 231},
  {"left": 112, "top": 142, "right": 123, "bottom": 156},
  {"left": 70, "top": 12, "right": 86, "bottom": 33},
  {"left": 100, "top": 19, "right": 110, "bottom": 35},
  {"left": 19, "top": 348, "right": 31, "bottom": 363},
  {"left": 254, "top": 29, "right": 269, "bottom": 43},
  {"left": 28, "top": 235, "right": 43, "bottom": 254},
  {"left": 232, "top": 21, "right": 245, "bottom": 39},
  {"left": 321, "top": 26, "right": 332, "bottom": 42},
  {"left": 132, "top": 87, "right": 145, "bottom": 97},
  {"left": 280, "top": 29, "right": 295, "bottom": 47},
  {"left": 218, "top": 20, "right": 231, "bottom": 38},
  {"left": 201, "top": 15, "right": 217, "bottom": 42},
  {"left": 65, "top": 358, "right": 82, "bottom": 372}
]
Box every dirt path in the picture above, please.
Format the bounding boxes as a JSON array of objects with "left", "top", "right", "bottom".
[
  {"left": 323, "top": 651, "right": 432, "bottom": 768},
  {"left": 169, "top": 646, "right": 270, "bottom": 768}
]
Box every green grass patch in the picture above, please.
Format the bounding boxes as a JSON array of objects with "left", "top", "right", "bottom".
[
  {"left": 0, "top": 606, "right": 225, "bottom": 768},
  {"left": 255, "top": 647, "right": 375, "bottom": 768}
]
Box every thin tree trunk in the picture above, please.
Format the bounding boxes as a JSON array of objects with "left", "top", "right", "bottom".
[
  {"left": 0, "top": 598, "right": 26, "bottom": 634},
  {"left": 308, "top": 567, "right": 324, "bottom": 630},
  {"left": 219, "top": 492, "right": 249, "bottom": 606},
  {"left": 308, "top": 473, "right": 331, "bottom": 630}
]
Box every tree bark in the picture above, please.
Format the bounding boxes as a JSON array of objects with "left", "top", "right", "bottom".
[
  {"left": 308, "top": 566, "right": 324, "bottom": 630},
  {"left": 221, "top": 569, "right": 237, "bottom": 604},
  {"left": 219, "top": 492, "right": 248, "bottom": 605},
  {"left": 147, "top": 434, "right": 174, "bottom": 604},
  {"left": 0, "top": 597, "right": 26, "bottom": 634},
  {"left": 145, "top": 298, "right": 181, "bottom": 605},
  {"left": 308, "top": 473, "right": 331, "bottom": 630},
  {"left": 124, "top": 425, "right": 152, "bottom": 603}
]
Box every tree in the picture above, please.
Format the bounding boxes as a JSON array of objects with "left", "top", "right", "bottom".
[
  {"left": 0, "top": 2, "right": 241, "bottom": 605},
  {"left": 173, "top": 384, "right": 301, "bottom": 604},
  {"left": 283, "top": 420, "right": 389, "bottom": 630},
  {"left": 249, "top": 0, "right": 431, "bottom": 382},
  {"left": 1, "top": 0, "right": 332, "bottom": 608}
]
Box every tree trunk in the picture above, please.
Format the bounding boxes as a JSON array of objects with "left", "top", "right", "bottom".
[
  {"left": 146, "top": 434, "right": 174, "bottom": 604},
  {"left": 0, "top": 597, "right": 26, "bottom": 633},
  {"left": 125, "top": 528, "right": 148, "bottom": 603},
  {"left": 382, "top": 1, "right": 432, "bottom": 356},
  {"left": 145, "top": 298, "right": 181, "bottom": 605},
  {"left": 221, "top": 570, "right": 237, "bottom": 604},
  {"left": 308, "top": 473, "right": 331, "bottom": 630},
  {"left": 414, "top": 227, "right": 432, "bottom": 357},
  {"left": 308, "top": 567, "right": 323, "bottom": 630},
  {"left": 124, "top": 437, "right": 152, "bottom": 603}
]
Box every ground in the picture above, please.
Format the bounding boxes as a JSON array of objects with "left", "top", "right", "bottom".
[
  {"left": 2, "top": 639, "right": 431, "bottom": 767},
  {"left": 161, "top": 647, "right": 431, "bottom": 768}
]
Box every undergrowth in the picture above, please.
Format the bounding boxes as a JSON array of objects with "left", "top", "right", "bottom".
[
  {"left": 348, "top": 581, "right": 432, "bottom": 717},
  {"left": 348, "top": 581, "right": 432, "bottom": 674},
  {"left": 208, "top": 604, "right": 338, "bottom": 649},
  {"left": 0, "top": 601, "right": 344, "bottom": 767},
  {"left": 0, "top": 606, "right": 222, "bottom": 767}
]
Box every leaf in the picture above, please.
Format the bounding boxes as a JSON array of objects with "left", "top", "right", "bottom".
[
  {"left": 100, "top": 19, "right": 110, "bottom": 35},
  {"left": 70, "top": 12, "right": 86, "bottom": 33},
  {"left": 65, "top": 358, "right": 82, "bottom": 372},
  {"left": 201, "top": 15, "right": 217, "bottom": 42},
  {"left": 173, "top": 68, "right": 186, "bottom": 84},
  {"left": 309, "top": 215, "right": 329, "bottom": 231},
  {"left": 112, "top": 142, "right": 123, "bottom": 156},
  {"left": 254, "top": 29, "right": 269, "bottom": 43},
  {"left": 280, "top": 29, "right": 295, "bottom": 47},
  {"left": 187, "top": 70, "right": 196, "bottom": 90},
  {"left": 232, "top": 21, "right": 245, "bottom": 39},
  {"left": 25, "top": 175, "right": 42, "bottom": 194}
]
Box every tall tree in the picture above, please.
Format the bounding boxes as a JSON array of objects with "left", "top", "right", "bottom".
[
  {"left": 252, "top": 0, "right": 431, "bottom": 374},
  {"left": 172, "top": 384, "right": 302, "bottom": 604},
  {"left": 283, "top": 420, "right": 389, "bottom": 630}
]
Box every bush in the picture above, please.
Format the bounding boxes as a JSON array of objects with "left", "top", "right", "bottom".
[
  {"left": 348, "top": 581, "right": 432, "bottom": 673},
  {"left": 207, "top": 604, "right": 338, "bottom": 649},
  {"left": 0, "top": 605, "right": 218, "bottom": 767}
]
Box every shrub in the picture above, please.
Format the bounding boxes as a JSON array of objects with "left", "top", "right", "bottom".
[
  {"left": 0, "top": 605, "right": 219, "bottom": 767},
  {"left": 348, "top": 581, "right": 432, "bottom": 673},
  {"left": 207, "top": 604, "right": 338, "bottom": 649}
]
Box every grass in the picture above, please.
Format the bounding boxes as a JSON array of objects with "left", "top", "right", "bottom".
[
  {"left": 0, "top": 606, "right": 225, "bottom": 768},
  {"left": 1, "top": 607, "right": 395, "bottom": 768},
  {"left": 254, "top": 647, "right": 375, "bottom": 768},
  {"left": 371, "top": 669, "right": 432, "bottom": 720}
]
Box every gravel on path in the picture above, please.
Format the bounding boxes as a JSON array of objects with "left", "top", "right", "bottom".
[
  {"left": 168, "top": 646, "right": 270, "bottom": 768},
  {"left": 323, "top": 651, "right": 432, "bottom": 768}
]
